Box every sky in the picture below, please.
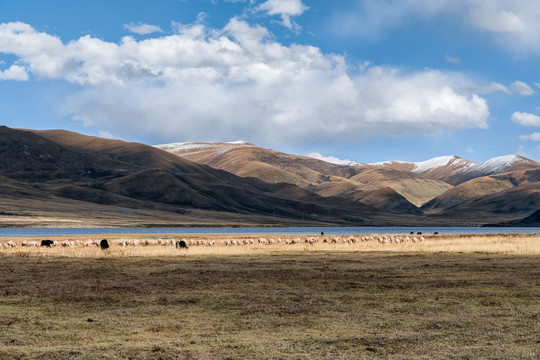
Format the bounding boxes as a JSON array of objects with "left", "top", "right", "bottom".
[{"left": 1, "top": 0, "right": 540, "bottom": 163}]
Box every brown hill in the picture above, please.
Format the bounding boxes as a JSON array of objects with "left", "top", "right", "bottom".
[
  {"left": 421, "top": 169, "right": 540, "bottom": 223},
  {"left": 493, "top": 208, "right": 540, "bottom": 226},
  {"left": 349, "top": 168, "right": 453, "bottom": 207},
  {"left": 422, "top": 168, "right": 540, "bottom": 212},
  {"left": 357, "top": 187, "right": 424, "bottom": 215},
  {"left": 1, "top": 127, "right": 387, "bottom": 225},
  {"left": 370, "top": 155, "right": 539, "bottom": 185},
  {"left": 157, "top": 142, "right": 433, "bottom": 214},
  {"left": 429, "top": 184, "right": 540, "bottom": 224}
]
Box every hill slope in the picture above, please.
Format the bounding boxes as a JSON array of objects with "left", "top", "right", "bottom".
[
  {"left": 156, "top": 142, "right": 440, "bottom": 213},
  {"left": 422, "top": 169, "right": 540, "bottom": 223},
  {"left": 3, "top": 127, "right": 387, "bottom": 225},
  {"left": 370, "top": 155, "right": 539, "bottom": 185}
]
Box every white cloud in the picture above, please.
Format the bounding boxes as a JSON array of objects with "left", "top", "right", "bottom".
[
  {"left": 124, "top": 22, "right": 163, "bottom": 35},
  {"left": 98, "top": 130, "right": 119, "bottom": 139},
  {"left": 482, "top": 80, "right": 533, "bottom": 95},
  {"left": 328, "top": 1, "right": 540, "bottom": 55},
  {"left": 0, "top": 64, "right": 28, "bottom": 81},
  {"left": 255, "top": 0, "right": 308, "bottom": 30},
  {"left": 468, "top": 3, "right": 525, "bottom": 33},
  {"left": 510, "top": 81, "right": 534, "bottom": 95},
  {"left": 482, "top": 82, "right": 509, "bottom": 94},
  {"left": 511, "top": 112, "right": 540, "bottom": 126},
  {"left": 0, "top": 20, "right": 489, "bottom": 145},
  {"left": 466, "top": 146, "right": 475, "bottom": 153},
  {"left": 519, "top": 132, "right": 540, "bottom": 141}
]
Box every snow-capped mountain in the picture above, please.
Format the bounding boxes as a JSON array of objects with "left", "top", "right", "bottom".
[
  {"left": 467, "top": 155, "right": 531, "bottom": 176},
  {"left": 368, "top": 154, "right": 538, "bottom": 185}
]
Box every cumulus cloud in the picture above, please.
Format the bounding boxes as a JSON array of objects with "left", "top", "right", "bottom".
[
  {"left": 124, "top": 22, "right": 163, "bottom": 35},
  {"left": 0, "top": 20, "right": 489, "bottom": 145},
  {"left": 519, "top": 132, "right": 540, "bottom": 141},
  {"left": 255, "top": 0, "right": 308, "bottom": 30},
  {"left": 0, "top": 64, "right": 28, "bottom": 81},
  {"left": 512, "top": 112, "right": 540, "bottom": 126}
]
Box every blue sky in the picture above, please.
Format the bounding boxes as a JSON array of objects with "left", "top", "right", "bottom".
[{"left": 1, "top": 0, "right": 540, "bottom": 163}]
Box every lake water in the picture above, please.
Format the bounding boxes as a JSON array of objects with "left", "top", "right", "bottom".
[{"left": 0, "top": 226, "right": 538, "bottom": 237}]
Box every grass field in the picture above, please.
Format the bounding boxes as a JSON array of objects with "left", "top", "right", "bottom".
[{"left": 0, "top": 234, "right": 539, "bottom": 359}]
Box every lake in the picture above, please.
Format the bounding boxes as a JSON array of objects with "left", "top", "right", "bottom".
[{"left": 0, "top": 226, "right": 538, "bottom": 237}]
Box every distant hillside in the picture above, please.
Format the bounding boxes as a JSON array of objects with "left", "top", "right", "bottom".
[
  {"left": 370, "top": 154, "right": 539, "bottom": 185},
  {"left": 422, "top": 169, "right": 540, "bottom": 223},
  {"left": 347, "top": 168, "right": 453, "bottom": 206},
  {"left": 492, "top": 208, "right": 540, "bottom": 227},
  {"left": 1, "top": 126, "right": 537, "bottom": 227},
  {"left": 155, "top": 142, "right": 429, "bottom": 214},
  {"left": 0, "top": 126, "right": 393, "bottom": 226},
  {"left": 158, "top": 140, "right": 539, "bottom": 225}
]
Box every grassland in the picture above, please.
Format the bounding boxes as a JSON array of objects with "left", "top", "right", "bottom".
[{"left": 0, "top": 234, "right": 539, "bottom": 359}]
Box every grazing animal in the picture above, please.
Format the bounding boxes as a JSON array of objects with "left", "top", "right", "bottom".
[
  {"left": 41, "top": 239, "right": 54, "bottom": 247},
  {"left": 176, "top": 240, "right": 188, "bottom": 249},
  {"left": 100, "top": 239, "right": 109, "bottom": 250}
]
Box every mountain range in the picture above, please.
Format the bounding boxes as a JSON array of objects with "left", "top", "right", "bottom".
[
  {"left": 156, "top": 141, "right": 540, "bottom": 225},
  {"left": 0, "top": 125, "right": 538, "bottom": 227}
]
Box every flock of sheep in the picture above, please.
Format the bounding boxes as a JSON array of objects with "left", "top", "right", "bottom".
[
  {"left": 221, "top": 235, "right": 425, "bottom": 246},
  {"left": 0, "top": 234, "right": 425, "bottom": 249}
]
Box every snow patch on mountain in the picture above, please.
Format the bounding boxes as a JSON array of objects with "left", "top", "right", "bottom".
[
  {"left": 155, "top": 141, "right": 254, "bottom": 155},
  {"left": 412, "top": 156, "right": 476, "bottom": 173},
  {"left": 308, "top": 152, "right": 365, "bottom": 167},
  {"left": 468, "top": 155, "right": 529, "bottom": 175},
  {"left": 156, "top": 143, "right": 212, "bottom": 153}
]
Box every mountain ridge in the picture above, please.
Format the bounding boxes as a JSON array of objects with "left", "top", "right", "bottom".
[
  {"left": 1, "top": 127, "right": 538, "bottom": 227},
  {"left": 157, "top": 140, "right": 539, "bottom": 224}
]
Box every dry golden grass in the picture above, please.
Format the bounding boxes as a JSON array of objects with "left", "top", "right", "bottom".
[
  {"left": 0, "top": 248, "right": 538, "bottom": 359},
  {"left": 1, "top": 233, "right": 539, "bottom": 257}
]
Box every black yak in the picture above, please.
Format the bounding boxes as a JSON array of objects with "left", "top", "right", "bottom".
[
  {"left": 100, "top": 239, "right": 109, "bottom": 250},
  {"left": 176, "top": 240, "right": 188, "bottom": 249},
  {"left": 41, "top": 239, "right": 54, "bottom": 247}
]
